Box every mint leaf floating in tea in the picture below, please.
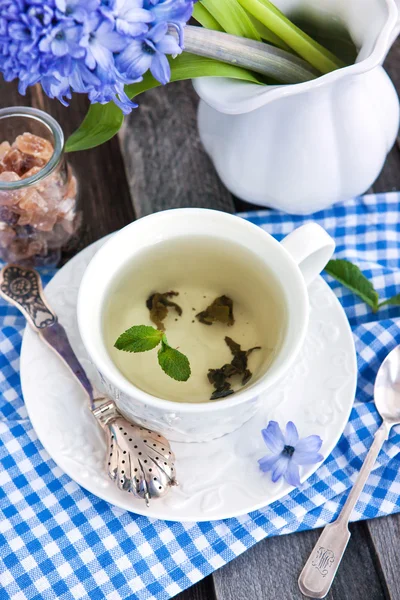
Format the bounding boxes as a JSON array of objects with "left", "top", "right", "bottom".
[
  {"left": 208, "top": 336, "right": 261, "bottom": 400},
  {"left": 196, "top": 295, "right": 234, "bottom": 326},
  {"left": 146, "top": 291, "right": 182, "bottom": 331},
  {"left": 158, "top": 336, "right": 191, "bottom": 382},
  {"left": 114, "top": 325, "right": 164, "bottom": 352},
  {"left": 114, "top": 325, "right": 190, "bottom": 382}
]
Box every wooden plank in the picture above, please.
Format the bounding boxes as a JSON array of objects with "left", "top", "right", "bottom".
[
  {"left": 367, "top": 515, "right": 400, "bottom": 600},
  {"left": 213, "top": 524, "right": 388, "bottom": 600},
  {"left": 118, "top": 81, "right": 236, "bottom": 217},
  {"left": 176, "top": 576, "right": 216, "bottom": 600}
]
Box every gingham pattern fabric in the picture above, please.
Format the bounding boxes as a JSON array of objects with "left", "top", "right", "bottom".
[{"left": 2, "top": 192, "right": 400, "bottom": 600}]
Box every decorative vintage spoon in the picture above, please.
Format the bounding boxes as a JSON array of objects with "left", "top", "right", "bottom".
[
  {"left": 298, "top": 344, "right": 400, "bottom": 598},
  {"left": 0, "top": 264, "right": 178, "bottom": 506}
]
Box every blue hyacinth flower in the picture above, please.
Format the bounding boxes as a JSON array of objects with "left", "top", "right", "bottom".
[
  {"left": 0, "top": 0, "right": 194, "bottom": 113},
  {"left": 39, "top": 23, "right": 85, "bottom": 58},
  {"left": 258, "top": 421, "right": 324, "bottom": 487}
]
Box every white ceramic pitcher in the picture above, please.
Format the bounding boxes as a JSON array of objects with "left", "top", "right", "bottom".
[{"left": 193, "top": 0, "right": 400, "bottom": 214}]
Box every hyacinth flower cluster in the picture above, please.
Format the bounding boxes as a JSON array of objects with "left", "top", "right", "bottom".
[
  {"left": 0, "top": 0, "right": 194, "bottom": 114},
  {"left": 0, "top": 0, "right": 347, "bottom": 152}
]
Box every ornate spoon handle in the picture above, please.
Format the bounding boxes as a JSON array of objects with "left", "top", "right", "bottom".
[
  {"left": 0, "top": 264, "right": 178, "bottom": 504},
  {"left": 298, "top": 421, "right": 390, "bottom": 598},
  {"left": 0, "top": 264, "right": 96, "bottom": 405}
]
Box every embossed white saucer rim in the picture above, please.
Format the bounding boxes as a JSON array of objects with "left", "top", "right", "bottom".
[{"left": 20, "top": 237, "right": 357, "bottom": 522}]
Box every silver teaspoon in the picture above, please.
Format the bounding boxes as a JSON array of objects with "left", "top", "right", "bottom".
[
  {"left": 0, "top": 264, "right": 178, "bottom": 506},
  {"left": 298, "top": 344, "right": 400, "bottom": 598}
]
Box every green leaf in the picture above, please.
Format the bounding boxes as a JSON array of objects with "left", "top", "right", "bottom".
[
  {"left": 246, "top": 13, "right": 292, "bottom": 52},
  {"left": 324, "top": 259, "right": 380, "bottom": 312},
  {"left": 65, "top": 101, "right": 124, "bottom": 153},
  {"left": 158, "top": 340, "right": 191, "bottom": 382},
  {"left": 378, "top": 294, "right": 400, "bottom": 309},
  {"left": 200, "top": 0, "right": 261, "bottom": 40},
  {"left": 66, "top": 54, "right": 260, "bottom": 152},
  {"left": 237, "top": 0, "right": 345, "bottom": 73},
  {"left": 126, "top": 53, "right": 261, "bottom": 98},
  {"left": 193, "top": 3, "right": 224, "bottom": 31},
  {"left": 114, "top": 325, "right": 163, "bottom": 353}
]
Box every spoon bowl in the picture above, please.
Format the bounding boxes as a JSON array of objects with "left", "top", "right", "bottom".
[{"left": 374, "top": 345, "right": 400, "bottom": 425}]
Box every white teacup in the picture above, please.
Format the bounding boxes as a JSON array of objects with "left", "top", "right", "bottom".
[{"left": 78, "top": 209, "right": 334, "bottom": 443}]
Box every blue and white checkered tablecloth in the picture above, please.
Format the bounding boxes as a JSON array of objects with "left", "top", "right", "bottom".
[{"left": 2, "top": 192, "right": 400, "bottom": 600}]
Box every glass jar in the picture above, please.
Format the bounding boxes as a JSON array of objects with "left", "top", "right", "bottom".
[{"left": 0, "top": 107, "right": 81, "bottom": 267}]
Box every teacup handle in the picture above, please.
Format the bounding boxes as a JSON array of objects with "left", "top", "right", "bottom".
[{"left": 281, "top": 223, "right": 335, "bottom": 286}]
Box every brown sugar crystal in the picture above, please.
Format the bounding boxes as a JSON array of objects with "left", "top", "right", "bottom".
[
  {"left": 0, "top": 132, "right": 79, "bottom": 265},
  {"left": 14, "top": 132, "right": 53, "bottom": 161}
]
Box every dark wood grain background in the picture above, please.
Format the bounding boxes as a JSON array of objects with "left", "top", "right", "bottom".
[{"left": 1, "top": 37, "right": 399, "bottom": 600}]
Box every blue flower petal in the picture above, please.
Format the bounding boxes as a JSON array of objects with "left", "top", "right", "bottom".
[
  {"left": 258, "top": 453, "right": 280, "bottom": 473},
  {"left": 292, "top": 451, "right": 324, "bottom": 466},
  {"left": 285, "top": 421, "right": 299, "bottom": 446},
  {"left": 150, "top": 51, "right": 170, "bottom": 84},
  {"left": 8, "top": 23, "right": 31, "bottom": 41},
  {"left": 120, "top": 7, "right": 153, "bottom": 23},
  {"left": 261, "top": 421, "right": 285, "bottom": 454},
  {"left": 157, "top": 33, "right": 182, "bottom": 56},
  {"left": 149, "top": 21, "right": 169, "bottom": 44},
  {"left": 295, "top": 434, "right": 323, "bottom": 454},
  {"left": 95, "top": 21, "right": 127, "bottom": 53},
  {"left": 116, "top": 40, "right": 152, "bottom": 79},
  {"left": 271, "top": 455, "right": 289, "bottom": 482},
  {"left": 116, "top": 19, "right": 149, "bottom": 37},
  {"left": 285, "top": 460, "right": 301, "bottom": 487},
  {"left": 51, "top": 38, "right": 69, "bottom": 57}
]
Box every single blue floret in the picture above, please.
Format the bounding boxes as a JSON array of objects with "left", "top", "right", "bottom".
[{"left": 258, "top": 421, "right": 323, "bottom": 487}]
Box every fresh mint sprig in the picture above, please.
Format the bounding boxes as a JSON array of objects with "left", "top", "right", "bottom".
[
  {"left": 325, "top": 259, "right": 400, "bottom": 313},
  {"left": 114, "top": 325, "right": 191, "bottom": 382}
]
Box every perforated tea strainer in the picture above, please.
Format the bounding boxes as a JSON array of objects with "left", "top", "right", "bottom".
[{"left": 0, "top": 264, "right": 178, "bottom": 506}]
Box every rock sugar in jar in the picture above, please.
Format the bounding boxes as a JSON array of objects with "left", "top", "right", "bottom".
[{"left": 0, "top": 107, "right": 81, "bottom": 266}]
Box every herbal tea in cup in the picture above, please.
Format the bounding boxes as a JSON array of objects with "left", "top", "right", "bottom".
[
  {"left": 78, "top": 209, "right": 334, "bottom": 441},
  {"left": 103, "top": 236, "right": 286, "bottom": 403}
]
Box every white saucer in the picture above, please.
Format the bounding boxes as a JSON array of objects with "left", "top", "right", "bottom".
[{"left": 20, "top": 238, "right": 357, "bottom": 522}]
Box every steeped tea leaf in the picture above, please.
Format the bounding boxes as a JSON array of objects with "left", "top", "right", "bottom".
[
  {"left": 208, "top": 336, "right": 261, "bottom": 400},
  {"left": 147, "top": 291, "right": 182, "bottom": 331},
  {"left": 197, "top": 295, "right": 235, "bottom": 326},
  {"left": 324, "top": 259, "right": 379, "bottom": 312},
  {"left": 158, "top": 340, "right": 191, "bottom": 382},
  {"left": 114, "top": 325, "right": 163, "bottom": 353}
]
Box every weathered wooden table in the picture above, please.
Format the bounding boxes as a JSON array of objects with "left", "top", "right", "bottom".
[{"left": 1, "top": 38, "right": 400, "bottom": 600}]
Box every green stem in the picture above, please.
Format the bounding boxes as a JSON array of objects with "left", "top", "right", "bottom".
[
  {"left": 238, "top": 0, "right": 345, "bottom": 73},
  {"left": 181, "top": 26, "right": 317, "bottom": 83},
  {"left": 246, "top": 13, "right": 293, "bottom": 52},
  {"left": 200, "top": 0, "right": 261, "bottom": 41},
  {"left": 192, "top": 4, "right": 224, "bottom": 31}
]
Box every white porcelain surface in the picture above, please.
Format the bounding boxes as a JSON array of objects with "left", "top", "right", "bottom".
[
  {"left": 20, "top": 238, "right": 357, "bottom": 521},
  {"left": 76, "top": 210, "right": 334, "bottom": 442},
  {"left": 194, "top": 0, "right": 400, "bottom": 214}
]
